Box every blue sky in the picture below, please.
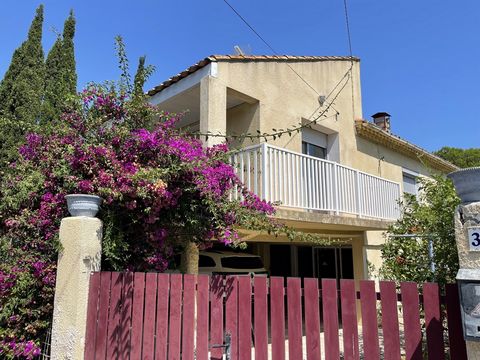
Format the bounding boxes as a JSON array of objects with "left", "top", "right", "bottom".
[{"left": 0, "top": 0, "right": 479, "bottom": 151}]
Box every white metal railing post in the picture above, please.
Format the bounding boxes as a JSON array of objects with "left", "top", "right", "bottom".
[
  {"left": 333, "top": 163, "right": 339, "bottom": 215},
  {"left": 230, "top": 143, "right": 401, "bottom": 220},
  {"left": 355, "top": 170, "right": 361, "bottom": 217},
  {"left": 261, "top": 142, "right": 269, "bottom": 201}
]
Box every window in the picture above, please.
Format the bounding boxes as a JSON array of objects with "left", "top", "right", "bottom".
[
  {"left": 220, "top": 256, "right": 264, "bottom": 269},
  {"left": 302, "top": 142, "right": 326, "bottom": 159},
  {"left": 302, "top": 128, "right": 328, "bottom": 159},
  {"left": 199, "top": 255, "right": 216, "bottom": 268},
  {"left": 402, "top": 171, "right": 418, "bottom": 195}
]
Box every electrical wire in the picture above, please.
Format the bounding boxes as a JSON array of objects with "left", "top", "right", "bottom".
[
  {"left": 221, "top": 0, "right": 320, "bottom": 96},
  {"left": 342, "top": 0, "right": 356, "bottom": 117},
  {"left": 191, "top": 0, "right": 355, "bottom": 141},
  {"left": 191, "top": 71, "right": 350, "bottom": 141},
  {"left": 343, "top": 0, "right": 354, "bottom": 60}
]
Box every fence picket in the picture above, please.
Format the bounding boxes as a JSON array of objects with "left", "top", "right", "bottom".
[
  {"left": 238, "top": 276, "right": 252, "bottom": 360},
  {"left": 196, "top": 275, "right": 209, "bottom": 360},
  {"left": 142, "top": 273, "right": 157, "bottom": 360},
  {"left": 180, "top": 275, "right": 196, "bottom": 360},
  {"left": 95, "top": 272, "right": 112, "bottom": 359},
  {"left": 210, "top": 275, "right": 224, "bottom": 360},
  {"left": 106, "top": 272, "right": 123, "bottom": 360},
  {"left": 304, "top": 278, "right": 321, "bottom": 360},
  {"left": 168, "top": 274, "right": 183, "bottom": 360},
  {"left": 287, "top": 277, "right": 303, "bottom": 359},
  {"left": 380, "top": 281, "right": 401, "bottom": 360},
  {"left": 225, "top": 277, "right": 238, "bottom": 360},
  {"left": 359, "top": 281, "right": 380, "bottom": 360},
  {"left": 322, "top": 278, "right": 340, "bottom": 360},
  {"left": 120, "top": 272, "right": 134, "bottom": 359},
  {"left": 254, "top": 277, "right": 268, "bottom": 360},
  {"left": 83, "top": 273, "right": 466, "bottom": 360},
  {"left": 270, "top": 277, "right": 286, "bottom": 360},
  {"left": 423, "top": 282, "right": 445, "bottom": 359},
  {"left": 445, "top": 283, "right": 468, "bottom": 360},
  {"left": 155, "top": 274, "right": 170, "bottom": 360},
  {"left": 130, "top": 272, "right": 145, "bottom": 360},
  {"left": 340, "top": 279, "right": 359, "bottom": 360},
  {"left": 84, "top": 272, "right": 101, "bottom": 359},
  {"left": 400, "top": 282, "right": 422, "bottom": 360}
]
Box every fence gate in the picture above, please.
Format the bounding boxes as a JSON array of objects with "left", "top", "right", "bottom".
[{"left": 84, "top": 272, "right": 467, "bottom": 359}]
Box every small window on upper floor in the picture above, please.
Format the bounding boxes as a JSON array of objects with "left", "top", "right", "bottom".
[
  {"left": 402, "top": 171, "right": 418, "bottom": 196},
  {"left": 302, "top": 142, "right": 327, "bottom": 159},
  {"left": 302, "top": 128, "right": 328, "bottom": 160}
]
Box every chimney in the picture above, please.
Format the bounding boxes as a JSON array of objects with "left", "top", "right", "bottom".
[{"left": 371, "top": 112, "right": 391, "bottom": 132}]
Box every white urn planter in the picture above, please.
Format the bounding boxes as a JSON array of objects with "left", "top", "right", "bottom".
[
  {"left": 65, "top": 194, "right": 102, "bottom": 217},
  {"left": 447, "top": 167, "right": 480, "bottom": 204}
]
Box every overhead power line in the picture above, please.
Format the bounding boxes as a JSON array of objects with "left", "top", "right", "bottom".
[
  {"left": 196, "top": 0, "right": 355, "bottom": 141},
  {"left": 190, "top": 71, "right": 351, "bottom": 142},
  {"left": 342, "top": 0, "right": 356, "bottom": 117},
  {"left": 343, "top": 0, "right": 354, "bottom": 59},
  {"left": 221, "top": 0, "right": 320, "bottom": 96}
]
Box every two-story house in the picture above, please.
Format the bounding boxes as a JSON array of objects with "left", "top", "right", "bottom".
[{"left": 148, "top": 54, "right": 457, "bottom": 283}]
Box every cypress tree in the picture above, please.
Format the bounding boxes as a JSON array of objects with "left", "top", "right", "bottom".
[
  {"left": 43, "top": 10, "right": 77, "bottom": 123},
  {"left": 0, "top": 5, "right": 45, "bottom": 166},
  {"left": 0, "top": 4, "right": 45, "bottom": 123},
  {"left": 133, "top": 55, "right": 155, "bottom": 99},
  {"left": 62, "top": 10, "right": 77, "bottom": 95},
  {"left": 43, "top": 36, "right": 63, "bottom": 122},
  {"left": 133, "top": 56, "right": 146, "bottom": 99}
]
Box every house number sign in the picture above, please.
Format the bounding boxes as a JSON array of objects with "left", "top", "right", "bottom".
[{"left": 468, "top": 227, "right": 480, "bottom": 251}]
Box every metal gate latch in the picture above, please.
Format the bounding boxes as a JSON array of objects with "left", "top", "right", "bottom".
[{"left": 209, "top": 332, "right": 231, "bottom": 360}]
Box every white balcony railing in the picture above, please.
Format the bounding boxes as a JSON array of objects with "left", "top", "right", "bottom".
[{"left": 230, "top": 143, "right": 401, "bottom": 221}]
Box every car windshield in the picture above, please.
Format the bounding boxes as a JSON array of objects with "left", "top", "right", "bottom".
[{"left": 220, "top": 256, "right": 264, "bottom": 269}]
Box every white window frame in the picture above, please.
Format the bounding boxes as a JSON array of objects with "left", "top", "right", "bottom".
[
  {"left": 402, "top": 168, "right": 419, "bottom": 196},
  {"left": 302, "top": 128, "right": 328, "bottom": 159}
]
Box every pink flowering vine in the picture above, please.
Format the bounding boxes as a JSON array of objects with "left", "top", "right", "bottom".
[{"left": 0, "top": 83, "right": 282, "bottom": 358}]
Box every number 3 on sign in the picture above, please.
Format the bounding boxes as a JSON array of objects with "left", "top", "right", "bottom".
[{"left": 468, "top": 228, "right": 480, "bottom": 251}]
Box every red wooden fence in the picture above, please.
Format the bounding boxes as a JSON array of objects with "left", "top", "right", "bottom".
[{"left": 84, "top": 273, "right": 467, "bottom": 359}]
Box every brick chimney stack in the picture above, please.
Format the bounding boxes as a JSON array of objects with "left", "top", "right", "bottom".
[{"left": 372, "top": 112, "right": 391, "bottom": 133}]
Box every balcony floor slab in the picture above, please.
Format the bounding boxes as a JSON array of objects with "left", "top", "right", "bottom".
[{"left": 274, "top": 207, "right": 394, "bottom": 232}]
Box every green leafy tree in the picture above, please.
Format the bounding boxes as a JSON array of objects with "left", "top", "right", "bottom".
[
  {"left": 0, "top": 5, "right": 45, "bottom": 166},
  {"left": 380, "top": 175, "right": 460, "bottom": 288},
  {"left": 43, "top": 10, "right": 77, "bottom": 124},
  {"left": 435, "top": 146, "right": 480, "bottom": 169}
]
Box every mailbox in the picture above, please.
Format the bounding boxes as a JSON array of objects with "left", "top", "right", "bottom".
[{"left": 457, "top": 269, "right": 480, "bottom": 341}]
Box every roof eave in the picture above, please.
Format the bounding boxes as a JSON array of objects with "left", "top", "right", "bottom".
[
  {"left": 147, "top": 55, "right": 360, "bottom": 96},
  {"left": 354, "top": 120, "right": 459, "bottom": 174}
]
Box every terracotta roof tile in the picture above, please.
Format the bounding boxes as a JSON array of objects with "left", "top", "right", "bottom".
[{"left": 147, "top": 55, "right": 359, "bottom": 96}]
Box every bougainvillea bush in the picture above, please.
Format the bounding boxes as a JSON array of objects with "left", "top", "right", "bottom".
[{"left": 0, "top": 83, "right": 315, "bottom": 358}]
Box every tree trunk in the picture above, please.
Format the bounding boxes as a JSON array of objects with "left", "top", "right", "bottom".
[{"left": 181, "top": 240, "right": 199, "bottom": 274}]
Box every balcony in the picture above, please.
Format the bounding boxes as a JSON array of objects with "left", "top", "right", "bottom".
[{"left": 230, "top": 143, "right": 401, "bottom": 221}]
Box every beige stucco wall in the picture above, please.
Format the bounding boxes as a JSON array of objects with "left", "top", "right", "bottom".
[
  {"left": 153, "top": 59, "right": 443, "bottom": 281},
  {"left": 200, "top": 76, "right": 226, "bottom": 146},
  {"left": 212, "top": 60, "right": 433, "bottom": 185},
  {"left": 226, "top": 101, "right": 260, "bottom": 148},
  {"left": 216, "top": 60, "right": 362, "bottom": 155},
  {"left": 211, "top": 60, "right": 440, "bottom": 279}
]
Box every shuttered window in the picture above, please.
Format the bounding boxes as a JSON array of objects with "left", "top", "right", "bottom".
[{"left": 402, "top": 172, "right": 417, "bottom": 195}]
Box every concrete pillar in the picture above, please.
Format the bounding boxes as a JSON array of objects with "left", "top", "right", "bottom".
[
  {"left": 200, "top": 76, "right": 227, "bottom": 147},
  {"left": 363, "top": 230, "right": 384, "bottom": 280},
  {"left": 455, "top": 202, "right": 480, "bottom": 358},
  {"left": 50, "top": 217, "right": 102, "bottom": 359}
]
